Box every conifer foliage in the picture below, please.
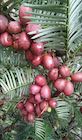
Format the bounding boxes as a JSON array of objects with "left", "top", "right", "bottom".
[{"left": 0, "top": 0, "right": 82, "bottom": 140}]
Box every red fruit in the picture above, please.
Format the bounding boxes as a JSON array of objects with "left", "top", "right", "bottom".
[
  {"left": 26, "top": 23, "right": 41, "bottom": 34},
  {"left": 71, "top": 72, "right": 82, "bottom": 82},
  {"left": 41, "top": 85, "right": 51, "bottom": 100},
  {"left": 13, "top": 40, "right": 19, "bottom": 49},
  {"left": 25, "top": 50, "right": 34, "bottom": 61},
  {"left": 60, "top": 65, "right": 71, "bottom": 78},
  {"left": 29, "top": 95, "right": 35, "bottom": 104},
  {"left": 53, "top": 57, "right": 61, "bottom": 67},
  {"left": 29, "top": 84, "right": 41, "bottom": 95},
  {"left": 27, "top": 113, "right": 35, "bottom": 123},
  {"left": 25, "top": 102, "right": 34, "bottom": 113},
  {"left": 0, "top": 32, "right": 13, "bottom": 47},
  {"left": 40, "top": 101, "right": 48, "bottom": 111},
  {"left": 19, "top": 5, "right": 32, "bottom": 25},
  {"left": 80, "top": 107, "right": 82, "bottom": 113},
  {"left": 35, "top": 104, "right": 41, "bottom": 116},
  {"left": 63, "top": 81, "right": 74, "bottom": 96},
  {"left": 18, "top": 19, "right": 22, "bottom": 25},
  {"left": 0, "top": 35, "right": 1, "bottom": 44},
  {"left": 54, "top": 79, "right": 66, "bottom": 92},
  {"left": 42, "top": 54, "right": 54, "bottom": 70},
  {"left": 49, "top": 99, "right": 57, "bottom": 108},
  {"left": 31, "top": 42, "right": 44, "bottom": 56},
  {"left": 48, "top": 68, "right": 58, "bottom": 81},
  {"left": 12, "top": 33, "right": 20, "bottom": 40},
  {"left": 0, "top": 15, "right": 8, "bottom": 33},
  {"left": 8, "top": 21, "right": 21, "bottom": 34},
  {"left": 21, "top": 108, "right": 28, "bottom": 116},
  {"left": 35, "top": 93, "right": 42, "bottom": 103},
  {"left": 18, "top": 32, "right": 31, "bottom": 50},
  {"left": 16, "top": 102, "right": 24, "bottom": 110},
  {"left": 35, "top": 75, "right": 47, "bottom": 87},
  {"left": 32, "top": 55, "right": 42, "bottom": 66}
]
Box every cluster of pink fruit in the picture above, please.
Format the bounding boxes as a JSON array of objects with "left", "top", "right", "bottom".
[
  {"left": 0, "top": 4, "right": 60, "bottom": 69},
  {"left": 17, "top": 66, "right": 82, "bottom": 123},
  {"left": 17, "top": 74, "right": 57, "bottom": 123},
  {"left": 49, "top": 65, "right": 82, "bottom": 96},
  {"left": 0, "top": 4, "right": 82, "bottom": 123},
  {"left": 0, "top": 5, "right": 42, "bottom": 56},
  {"left": 0, "top": 5, "right": 55, "bottom": 68}
]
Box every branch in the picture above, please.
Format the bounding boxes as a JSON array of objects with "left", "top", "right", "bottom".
[{"left": 3, "top": 124, "right": 16, "bottom": 133}]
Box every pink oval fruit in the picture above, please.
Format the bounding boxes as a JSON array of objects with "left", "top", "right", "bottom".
[
  {"left": 25, "top": 102, "right": 34, "bottom": 113},
  {"left": 16, "top": 102, "right": 24, "bottom": 110},
  {"left": 35, "top": 104, "right": 41, "bottom": 116},
  {"left": 48, "top": 68, "right": 58, "bottom": 81},
  {"left": 31, "top": 42, "right": 44, "bottom": 56},
  {"left": 71, "top": 72, "right": 82, "bottom": 82},
  {"left": 63, "top": 81, "right": 74, "bottom": 96},
  {"left": 54, "top": 79, "right": 66, "bottom": 92},
  {"left": 60, "top": 65, "right": 71, "bottom": 78},
  {"left": 29, "top": 84, "right": 41, "bottom": 95},
  {"left": 35, "top": 75, "right": 47, "bottom": 87},
  {"left": 8, "top": 21, "right": 21, "bottom": 34},
  {"left": 0, "top": 32, "right": 13, "bottom": 47},
  {"left": 42, "top": 54, "right": 54, "bottom": 70},
  {"left": 40, "top": 101, "right": 48, "bottom": 111},
  {"left": 0, "top": 15, "right": 8, "bottom": 33},
  {"left": 49, "top": 99, "right": 57, "bottom": 108},
  {"left": 19, "top": 5, "right": 32, "bottom": 25},
  {"left": 29, "top": 95, "right": 35, "bottom": 104},
  {"left": 26, "top": 23, "right": 41, "bottom": 34},
  {"left": 25, "top": 50, "right": 34, "bottom": 62},
  {"left": 27, "top": 113, "right": 35, "bottom": 123},
  {"left": 35, "top": 93, "right": 42, "bottom": 103},
  {"left": 41, "top": 85, "right": 51, "bottom": 100},
  {"left": 53, "top": 57, "right": 61, "bottom": 67},
  {"left": 18, "top": 32, "right": 31, "bottom": 50},
  {"left": 32, "top": 55, "right": 42, "bottom": 67}
]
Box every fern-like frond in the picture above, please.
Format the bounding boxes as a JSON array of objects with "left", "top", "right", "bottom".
[
  {"left": 21, "top": 0, "right": 82, "bottom": 54},
  {"left": 0, "top": 45, "right": 28, "bottom": 68},
  {"left": 35, "top": 118, "right": 45, "bottom": 140},
  {"left": 0, "top": 67, "right": 34, "bottom": 99},
  {"left": 15, "top": 121, "right": 35, "bottom": 140},
  {"left": 55, "top": 99, "right": 70, "bottom": 120},
  {"left": 23, "top": 1, "right": 67, "bottom": 52},
  {"left": 68, "top": 0, "right": 82, "bottom": 52},
  {"left": 70, "top": 127, "right": 82, "bottom": 140}
]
